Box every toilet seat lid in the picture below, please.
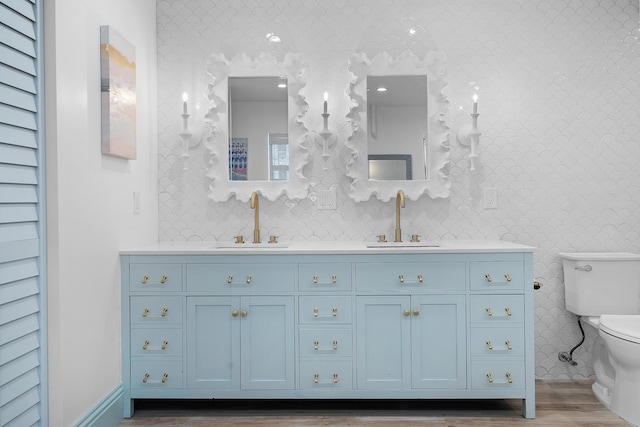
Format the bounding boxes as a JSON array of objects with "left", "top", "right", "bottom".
[{"left": 599, "top": 315, "right": 640, "bottom": 344}]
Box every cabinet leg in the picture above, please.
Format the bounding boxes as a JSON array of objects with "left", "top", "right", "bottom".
[
  {"left": 522, "top": 397, "right": 535, "bottom": 418},
  {"left": 124, "top": 398, "right": 134, "bottom": 418}
]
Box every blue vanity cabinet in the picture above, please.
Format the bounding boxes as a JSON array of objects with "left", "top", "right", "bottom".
[{"left": 121, "top": 246, "right": 535, "bottom": 419}]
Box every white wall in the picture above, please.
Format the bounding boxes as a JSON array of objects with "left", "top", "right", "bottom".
[
  {"left": 156, "top": 0, "right": 640, "bottom": 381},
  {"left": 44, "top": 0, "right": 157, "bottom": 425}
]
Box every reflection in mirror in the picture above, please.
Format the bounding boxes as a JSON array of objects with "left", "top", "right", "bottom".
[
  {"left": 367, "top": 75, "right": 427, "bottom": 180},
  {"left": 228, "top": 77, "right": 288, "bottom": 181},
  {"left": 346, "top": 51, "right": 451, "bottom": 202},
  {"left": 205, "top": 52, "right": 309, "bottom": 202}
]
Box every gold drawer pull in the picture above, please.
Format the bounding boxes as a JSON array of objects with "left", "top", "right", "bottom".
[
  {"left": 314, "top": 373, "right": 319, "bottom": 384},
  {"left": 505, "top": 307, "right": 512, "bottom": 316},
  {"left": 232, "top": 310, "right": 239, "bottom": 317},
  {"left": 506, "top": 372, "right": 513, "bottom": 383},
  {"left": 333, "top": 340, "right": 338, "bottom": 350},
  {"left": 313, "top": 308, "right": 337, "bottom": 318},
  {"left": 312, "top": 275, "right": 338, "bottom": 285},
  {"left": 142, "top": 308, "right": 149, "bottom": 317},
  {"left": 313, "top": 373, "right": 339, "bottom": 384},
  {"left": 486, "top": 340, "right": 493, "bottom": 350},
  {"left": 227, "top": 275, "right": 233, "bottom": 284},
  {"left": 399, "top": 274, "right": 404, "bottom": 283},
  {"left": 143, "top": 340, "right": 150, "bottom": 350},
  {"left": 141, "top": 275, "right": 168, "bottom": 285},
  {"left": 485, "top": 274, "right": 492, "bottom": 282},
  {"left": 142, "top": 372, "right": 169, "bottom": 384},
  {"left": 314, "top": 340, "right": 319, "bottom": 350},
  {"left": 141, "top": 340, "right": 169, "bottom": 351},
  {"left": 313, "top": 340, "right": 339, "bottom": 351},
  {"left": 485, "top": 307, "right": 492, "bottom": 317},
  {"left": 161, "top": 308, "right": 168, "bottom": 317},
  {"left": 142, "top": 373, "right": 150, "bottom": 383},
  {"left": 504, "top": 273, "right": 511, "bottom": 282},
  {"left": 246, "top": 275, "right": 252, "bottom": 284},
  {"left": 417, "top": 274, "right": 423, "bottom": 283},
  {"left": 505, "top": 340, "right": 512, "bottom": 350},
  {"left": 486, "top": 307, "right": 512, "bottom": 318},
  {"left": 486, "top": 373, "right": 493, "bottom": 383},
  {"left": 333, "top": 373, "right": 339, "bottom": 383}
]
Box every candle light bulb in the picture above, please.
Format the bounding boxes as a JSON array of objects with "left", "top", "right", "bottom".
[
  {"left": 182, "top": 93, "right": 188, "bottom": 115},
  {"left": 323, "top": 91, "right": 328, "bottom": 114},
  {"left": 472, "top": 93, "right": 478, "bottom": 114},
  {"left": 473, "top": 93, "right": 478, "bottom": 103},
  {"left": 323, "top": 92, "right": 329, "bottom": 101},
  {"left": 182, "top": 92, "right": 189, "bottom": 102}
]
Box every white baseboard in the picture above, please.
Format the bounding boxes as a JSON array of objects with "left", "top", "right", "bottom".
[{"left": 72, "top": 384, "right": 124, "bottom": 427}]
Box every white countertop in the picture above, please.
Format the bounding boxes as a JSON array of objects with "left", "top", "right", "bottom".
[{"left": 120, "top": 240, "right": 535, "bottom": 255}]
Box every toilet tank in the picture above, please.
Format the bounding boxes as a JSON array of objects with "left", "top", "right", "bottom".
[{"left": 559, "top": 252, "right": 640, "bottom": 316}]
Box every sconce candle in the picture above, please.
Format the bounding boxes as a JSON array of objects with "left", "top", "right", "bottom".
[
  {"left": 182, "top": 92, "right": 189, "bottom": 115},
  {"left": 323, "top": 91, "right": 328, "bottom": 114},
  {"left": 472, "top": 93, "right": 478, "bottom": 114}
]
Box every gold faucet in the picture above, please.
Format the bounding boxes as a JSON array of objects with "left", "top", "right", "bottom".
[
  {"left": 395, "top": 189, "right": 405, "bottom": 242},
  {"left": 250, "top": 191, "right": 260, "bottom": 243}
]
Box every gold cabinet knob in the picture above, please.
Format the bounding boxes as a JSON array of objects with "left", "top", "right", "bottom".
[
  {"left": 505, "top": 307, "right": 512, "bottom": 316},
  {"left": 485, "top": 274, "right": 493, "bottom": 282},
  {"left": 142, "top": 373, "right": 150, "bottom": 383},
  {"left": 485, "top": 307, "right": 493, "bottom": 317},
  {"left": 160, "top": 275, "right": 168, "bottom": 284},
  {"left": 333, "top": 340, "right": 338, "bottom": 350},
  {"left": 241, "top": 310, "right": 247, "bottom": 317},
  {"left": 417, "top": 274, "right": 423, "bottom": 283},
  {"left": 413, "top": 309, "right": 420, "bottom": 316},
  {"left": 314, "top": 308, "right": 319, "bottom": 317},
  {"left": 506, "top": 372, "right": 513, "bottom": 384},
  {"left": 162, "top": 340, "right": 168, "bottom": 350},
  {"left": 246, "top": 275, "right": 252, "bottom": 284},
  {"left": 332, "top": 275, "right": 337, "bottom": 283},
  {"left": 227, "top": 275, "right": 233, "bottom": 284},
  {"left": 142, "top": 308, "right": 149, "bottom": 318},
  {"left": 314, "top": 373, "right": 319, "bottom": 384},
  {"left": 486, "top": 340, "right": 493, "bottom": 350},
  {"left": 399, "top": 274, "right": 404, "bottom": 283},
  {"left": 313, "top": 275, "right": 318, "bottom": 284},
  {"left": 332, "top": 308, "right": 337, "bottom": 317},
  {"left": 141, "top": 275, "right": 149, "bottom": 284},
  {"left": 404, "top": 309, "right": 411, "bottom": 317},
  {"left": 333, "top": 373, "right": 339, "bottom": 383},
  {"left": 486, "top": 373, "right": 493, "bottom": 383},
  {"left": 161, "top": 373, "right": 168, "bottom": 383},
  {"left": 161, "top": 308, "right": 168, "bottom": 317},
  {"left": 314, "top": 340, "right": 319, "bottom": 350},
  {"left": 505, "top": 340, "right": 512, "bottom": 350},
  {"left": 142, "top": 340, "right": 150, "bottom": 350},
  {"left": 232, "top": 310, "right": 239, "bottom": 317},
  {"left": 504, "top": 273, "right": 512, "bottom": 282}
]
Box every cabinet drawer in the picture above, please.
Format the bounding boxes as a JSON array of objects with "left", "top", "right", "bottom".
[
  {"left": 470, "top": 295, "right": 524, "bottom": 324},
  {"left": 299, "top": 296, "right": 352, "bottom": 324},
  {"left": 130, "top": 264, "right": 183, "bottom": 292},
  {"left": 471, "top": 360, "right": 525, "bottom": 390},
  {"left": 300, "top": 360, "right": 353, "bottom": 390},
  {"left": 470, "top": 261, "right": 524, "bottom": 291},
  {"left": 187, "top": 263, "right": 295, "bottom": 292},
  {"left": 130, "top": 296, "right": 183, "bottom": 325},
  {"left": 470, "top": 327, "right": 524, "bottom": 357},
  {"left": 131, "top": 328, "right": 183, "bottom": 357},
  {"left": 131, "top": 359, "right": 183, "bottom": 389},
  {"left": 299, "top": 263, "right": 352, "bottom": 292},
  {"left": 299, "top": 328, "right": 353, "bottom": 357},
  {"left": 355, "top": 262, "right": 465, "bottom": 292}
]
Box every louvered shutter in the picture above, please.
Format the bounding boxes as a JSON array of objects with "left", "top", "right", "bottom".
[{"left": 0, "top": 0, "right": 45, "bottom": 426}]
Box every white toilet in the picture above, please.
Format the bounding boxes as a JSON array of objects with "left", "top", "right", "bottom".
[{"left": 559, "top": 252, "right": 640, "bottom": 427}]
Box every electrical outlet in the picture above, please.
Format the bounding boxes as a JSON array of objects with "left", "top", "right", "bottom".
[
  {"left": 483, "top": 187, "right": 498, "bottom": 209},
  {"left": 317, "top": 189, "right": 337, "bottom": 210}
]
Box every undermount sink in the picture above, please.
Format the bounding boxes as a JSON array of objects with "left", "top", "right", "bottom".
[
  {"left": 215, "top": 241, "right": 290, "bottom": 249},
  {"left": 366, "top": 241, "right": 441, "bottom": 248}
]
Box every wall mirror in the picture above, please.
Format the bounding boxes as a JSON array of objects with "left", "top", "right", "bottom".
[
  {"left": 346, "top": 51, "right": 451, "bottom": 202},
  {"left": 205, "top": 52, "right": 309, "bottom": 202}
]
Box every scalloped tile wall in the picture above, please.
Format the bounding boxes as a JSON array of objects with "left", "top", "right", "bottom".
[{"left": 156, "top": 0, "right": 640, "bottom": 380}]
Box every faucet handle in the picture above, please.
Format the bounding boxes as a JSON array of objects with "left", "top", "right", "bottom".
[
  {"left": 410, "top": 234, "right": 420, "bottom": 243},
  {"left": 268, "top": 235, "right": 278, "bottom": 244},
  {"left": 235, "top": 235, "right": 245, "bottom": 244},
  {"left": 377, "top": 235, "right": 387, "bottom": 243}
]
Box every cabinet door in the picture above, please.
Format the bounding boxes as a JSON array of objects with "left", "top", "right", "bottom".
[
  {"left": 411, "top": 295, "right": 466, "bottom": 389},
  {"left": 240, "top": 296, "right": 295, "bottom": 390},
  {"left": 187, "top": 297, "right": 240, "bottom": 389},
  {"left": 356, "top": 296, "right": 411, "bottom": 390}
]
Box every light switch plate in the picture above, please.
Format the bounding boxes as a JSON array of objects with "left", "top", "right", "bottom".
[{"left": 483, "top": 187, "right": 498, "bottom": 209}]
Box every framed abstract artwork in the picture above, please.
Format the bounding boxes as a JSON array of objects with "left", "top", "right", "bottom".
[
  {"left": 229, "top": 138, "right": 248, "bottom": 180},
  {"left": 100, "top": 26, "right": 136, "bottom": 159}
]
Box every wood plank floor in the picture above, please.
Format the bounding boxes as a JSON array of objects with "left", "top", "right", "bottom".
[{"left": 119, "top": 380, "right": 632, "bottom": 426}]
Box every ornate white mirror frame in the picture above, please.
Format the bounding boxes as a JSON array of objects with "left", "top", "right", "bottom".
[
  {"left": 205, "top": 52, "right": 309, "bottom": 202},
  {"left": 345, "top": 51, "right": 451, "bottom": 202}
]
